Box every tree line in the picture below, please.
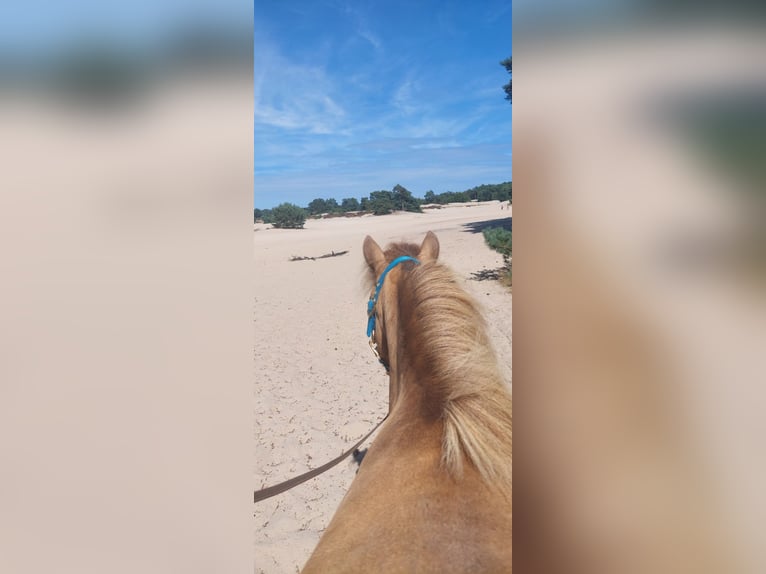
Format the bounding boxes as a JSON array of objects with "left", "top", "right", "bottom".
[{"left": 255, "top": 181, "right": 511, "bottom": 228}]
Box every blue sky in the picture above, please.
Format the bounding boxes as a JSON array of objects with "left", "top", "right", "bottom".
[{"left": 254, "top": 0, "right": 512, "bottom": 208}]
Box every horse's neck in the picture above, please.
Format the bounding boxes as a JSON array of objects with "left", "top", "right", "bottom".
[
  {"left": 374, "top": 387, "right": 442, "bottom": 457},
  {"left": 384, "top": 296, "right": 444, "bottom": 424},
  {"left": 384, "top": 310, "right": 405, "bottom": 409},
  {"left": 388, "top": 371, "right": 434, "bottom": 421},
  {"left": 386, "top": 322, "right": 425, "bottom": 420}
]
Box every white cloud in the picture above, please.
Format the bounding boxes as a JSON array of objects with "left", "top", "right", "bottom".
[
  {"left": 357, "top": 27, "right": 381, "bottom": 51},
  {"left": 392, "top": 80, "right": 418, "bottom": 116},
  {"left": 342, "top": 1, "right": 383, "bottom": 52},
  {"left": 254, "top": 35, "right": 345, "bottom": 134}
]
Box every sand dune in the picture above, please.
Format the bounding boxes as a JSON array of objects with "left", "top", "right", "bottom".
[{"left": 254, "top": 201, "right": 512, "bottom": 573}]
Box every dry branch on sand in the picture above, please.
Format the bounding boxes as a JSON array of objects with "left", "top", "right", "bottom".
[{"left": 289, "top": 250, "right": 349, "bottom": 262}]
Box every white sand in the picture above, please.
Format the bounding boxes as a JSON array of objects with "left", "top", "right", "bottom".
[{"left": 254, "top": 202, "right": 512, "bottom": 573}]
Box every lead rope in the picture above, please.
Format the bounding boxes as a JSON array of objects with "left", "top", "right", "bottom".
[
  {"left": 253, "top": 256, "right": 419, "bottom": 504},
  {"left": 254, "top": 414, "right": 387, "bottom": 503}
]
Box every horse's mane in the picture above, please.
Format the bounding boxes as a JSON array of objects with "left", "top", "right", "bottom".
[{"left": 369, "top": 242, "right": 512, "bottom": 488}]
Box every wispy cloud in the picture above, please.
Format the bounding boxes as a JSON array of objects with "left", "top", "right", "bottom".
[
  {"left": 357, "top": 26, "right": 381, "bottom": 51},
  {"left": 254, "top": 35, "right": 345, "bottom": 134},
  {"left": 485, "top": 2, "right": 512, "bottom": 23},
  {"left": 392, "top": 79, "right": 419, "bottom": 115},
  {"left": 342, "top": 1, "right": 383, "bottom": 52}
]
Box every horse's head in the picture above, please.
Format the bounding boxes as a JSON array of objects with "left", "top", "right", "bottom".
[{"left": 362, "top": 231, "right": 440, "bottom": 372}]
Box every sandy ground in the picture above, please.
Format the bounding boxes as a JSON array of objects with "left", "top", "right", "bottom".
[{"left": 254, "top": 201, "right": 512, "bottom": 573}]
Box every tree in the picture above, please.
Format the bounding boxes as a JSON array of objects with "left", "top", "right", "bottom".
[
  {"left": 478, "top": 186, "right": 494, "bottom": 202},
  {"left": 307, "top": 198, "right": 328, "bottom": 215},
  {"left": 391, "top": 184, "right": 422, "bottom": 212},
  {"left": 464, "top": 181, "right": 512, "bottom": 202},
  {"left": 341, "top": 197, "right": 360, "bottom": 212},
  {"left": 270, "top": 202, "right": 306, "bottom": 228},
  {"left": 424, "top": 190, "right": 436, "bottom": 203},
  {"left": 368, "top": 190, "right": 395, "bottom": 215},
  {"left": 325, "top": 198, "right": 340, "bottom": 213},
  {"left": 433, "top": 190, "right": 470, "bottom": 204},
  {"left": 501, "top": 57, "right": 511, "bottom": 103},
  {"left": 360, "top": 197, "right": 369, "bottom": 212},
  {"left": 498, "top": 181, "right": 512, "bottom": 203}
]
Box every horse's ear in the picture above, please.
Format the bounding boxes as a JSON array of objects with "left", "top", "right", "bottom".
[
  {"left": 363, "top": 235, "right": 386, "bottom": 270},
  {"left": 418, "top": 231, "right": 440, "bottom": 262}
]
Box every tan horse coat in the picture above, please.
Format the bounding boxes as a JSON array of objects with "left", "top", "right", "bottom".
[{"left": 302, "top": 232, "right": 512, "bottom": 573}]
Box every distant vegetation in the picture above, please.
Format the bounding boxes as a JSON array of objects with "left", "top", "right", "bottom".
[
  {"left": 254, "top": 181, "right": 511, "bottom": 222},
  {"left": 424, "top": 182, "right": 511, "bottom": 205},
  {"left": 269, "top": 203, "right": 307, "bottom": 229}
]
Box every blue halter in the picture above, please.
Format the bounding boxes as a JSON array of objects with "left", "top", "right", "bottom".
[{"left": 366, "top": 256, "right": 420, "bottom": 337}]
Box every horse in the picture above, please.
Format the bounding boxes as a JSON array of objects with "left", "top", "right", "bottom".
[{"left": 301, "top": 231, "right": 512, "bottom": 573}]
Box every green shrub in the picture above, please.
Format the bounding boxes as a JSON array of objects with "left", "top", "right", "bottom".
[
  {"left": 368, "top": 190, "right": 395, "bottom": 215},
  {"left": 483, "top": 227, "right": 512, "bottom": 287},
  {"left": 483, "top": 227, "right": 512, "bottom": 258},
  {"left": 270, "top": 203, "right": 307, "bottom": 229},
  {"left": 341, "top": 197, "right": 360, "bottom": 211},
  {"left": 391, "top": 184, "right": 422, "bottom": 213}
]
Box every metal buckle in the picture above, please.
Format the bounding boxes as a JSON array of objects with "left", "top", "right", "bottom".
[
  {"left": 368, "top": 331, "right": 389, "bottom": 372},
  {"left": 368, "top": 332, "right": 381, "bottom": 361}
]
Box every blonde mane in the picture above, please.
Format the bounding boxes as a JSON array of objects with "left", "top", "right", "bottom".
[{"left": 370, "top": 243, "right": 512, "bottom": 489}]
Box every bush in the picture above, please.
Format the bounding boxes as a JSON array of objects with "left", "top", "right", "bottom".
[
  {"left": 483, "top": 227, "right": 512, "bottom": 287},
  {"left": 307, "top": 198, "right": 328, "bottom": 215},
  {"left": 341, "top": 197, "right": 360, "bottom": 212},
  {"left": 368, "top": 190, "right": 395, "bottom": 215},
  {"left": 270, "top": 202, "right": 307, "bottom": 229},
  {"left": 483, "top": 227, "right": 512, "bottom": 257},
  {"left": 391, "top": 184, "right": 422, "bottom": 213}
]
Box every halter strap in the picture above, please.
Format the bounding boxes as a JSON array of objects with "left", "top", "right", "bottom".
[{"left": 367, "top": 256, "right": 420, "bottom": 337}]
